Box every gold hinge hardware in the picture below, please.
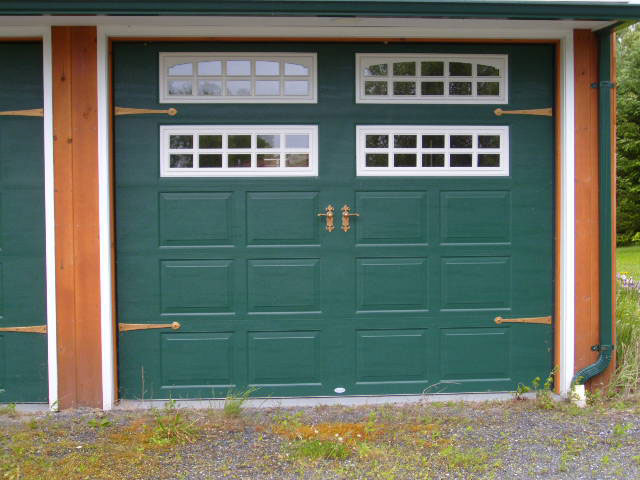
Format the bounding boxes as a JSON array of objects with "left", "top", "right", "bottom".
[
  {"left": 494, "top": 107, "right": 552, "bottom": 117},
  {"left": 119, "top": 321, "right": 181, "bottom": 332},
  {"left": 115, "top": 107, "right": 178, "bottom": 117},
  {"left": 494, "top": 316, "right": 552, "bottom": 325},
  {"left": 0, "top": 325, "right": 47, "bottom": 334},
  {"left": 0, "top": 108, "right": 44, "bottom": 117}
]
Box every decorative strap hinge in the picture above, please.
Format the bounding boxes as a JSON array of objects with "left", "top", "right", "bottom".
[
  {"left": 591, "top": 344, "right": 615, "bottom": 352},
  {"left": 591, "top": 81, "right": 616, "bottom": 89},
  {"left": 494, "top": 107, "right": 552, "bottom": 117},
  {"left": 494, "top": 316, "right": 552, "bottom": 325},
  {"left": 0, "top": 108, "right": 43, "bottom": 117},
  {"left": 0, "top": 325, "right": 47, "bottom": 334},
  {"left": 119, "top": 321, "right": 181, "bottom": 332},
  {"left": 115, "top": 107, "right": 177, "bottom": 117}
]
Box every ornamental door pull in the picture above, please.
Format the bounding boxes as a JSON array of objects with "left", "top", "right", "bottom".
[
  {"left": 317, "top": 205, "right": 335, "bottom": 232},
  {"left": 115, "top": 107, "right": 178, "bottom": 117},
  {"left": 494, "top": 316, "right": 552, "bottom": 325},
  {"left": 0, "top": 108, "right": 44, "bottom": 117},
  {"left": 494, "top": 107, "right": 552, "bottom": 117},
  {"left": 0, "top": 325, "right": 47, "bottom": 333},
  {"left": 341, "top": 205, "right": 360, "bottom": 232},
  {"left": 119, "top": 321, "right": 181, "bottom": 332}
]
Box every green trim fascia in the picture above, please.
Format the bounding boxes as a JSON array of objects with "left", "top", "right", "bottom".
[{"left": 0, "top": 1, "right": 640, "bottom": 20}]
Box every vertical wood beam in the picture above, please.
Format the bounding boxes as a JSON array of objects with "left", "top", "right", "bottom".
[{"left": 52, "top": 26, "right": 102, "bottom": 408}]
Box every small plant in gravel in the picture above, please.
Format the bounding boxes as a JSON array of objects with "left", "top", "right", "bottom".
[
  {"left": 514, "top": 383, "right": 531, "bottom": 400},
  {"left": 288, "top": 438, "right": 351, "bottom": 460},
  {"left": 87, "top": 417, "right": 113, "bottom": 428},
  {"left": 0, "top": 402, "right": 17, "bottom": 416},
  {"left": 149, "top": 402, "right": 198, "bottom": 446},
  {"left": 223, "top": 387, "right": 256, "bottom": 417},
  {"left": 531, "top": 368, "right": 556, "bottom": 410}
]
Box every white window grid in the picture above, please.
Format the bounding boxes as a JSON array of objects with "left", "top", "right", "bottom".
[
  {"left": 160, "top": 125, "right": 319, "bottom": 177},
  {"left": 159, "top": 53, "right": 317, "bottom": 103},
  {"left": 355, "top": 54, "right": 508, "bottom": 104},
  {"left": 356, "top": 125, "right": 509, "bottom": 177}
]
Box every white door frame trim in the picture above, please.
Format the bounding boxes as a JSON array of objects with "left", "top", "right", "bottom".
[{"left": 96, "top": 19, "right": 577, "bottom": 408}]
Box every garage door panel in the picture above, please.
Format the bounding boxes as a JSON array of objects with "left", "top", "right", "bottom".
[{"left": 441, "top": 191, "right": 511, "bottom": 244}]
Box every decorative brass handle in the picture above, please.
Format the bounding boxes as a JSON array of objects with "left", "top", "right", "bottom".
[
  {"left": 0, "top": 325, "right": 47, "bottom": 334},
  {"left": 317, "top": 205, "right": 335, "bottom": 232},
  {"left": 119, "top": 321, "right": 181, "bottom": 332},
  {"left": 341, "top": 205, "right": 360, "bottom": 232},
  {"left": 494, "top": 316, "right": 552, "bottom": 325}
]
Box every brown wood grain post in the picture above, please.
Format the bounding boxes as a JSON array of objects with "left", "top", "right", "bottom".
[{"left": 52, "top": 26, "right": 102, "bottom": 408}]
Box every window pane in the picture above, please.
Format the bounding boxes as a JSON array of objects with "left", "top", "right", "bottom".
[
  {"left": 168, "top": 80, "right": 192, "bottom": 96},
  {"left": 364, "top": 81, "right": 388, "bottom": 95},
  {"left": 228, "top": 154, "right": 251, "bottom": 167},
  {"left": 393, "top": 82, "right": 416, "bottom": 96},
  {"left": 226, "top": 80, "right": 251, "bottom": 96},
  {"left": 286, "top": 134, "right": 309, "bottom": 148},
  {"left": 168, "top": 63, "right": 192, "bottom": 76},
  {"left": 257, "top": 154, "right": 280, "bottom": 167},
  {"left": 170, "top": 154, "right": 193, "bottom": 168},
  {"left": 477, "top": 82, "right": 500, "bottom": 96},
  {"left": 421, "top": 61, "right": 444, "bottom": 76},
  {"left": 286, "top": 154, "right": 309, "bottom": 167},
  {"left": 284, "top": 62, "right": 309, "bottom": 75},
  {"left": 422, "top": 154, "right": 445, "bottom": 167},
  {"left": 449, "top": 82, "right": 472, "bottom": 96},
  {"left": 199, "top": 154, "right": 222, "bottom": 168},
  {"left": 478, "top": 154, "right": 500, "bottom": 167},
  {"left": 364, "top": 64, "right": 388, "bottom": 76},
  {"left": 255, "top": 60, "right": 279, "bottom": 76},
  {"left": 393, "top": 62, "right": 416, "bottom": 76},
  {"left": 366, "top": 154, "right": 388, "bottom": 167},
  {"left": 450, "top": 154, "right": 472, "bottom": 167},
  {"left": 394, "top": 154, "right": 417, "bottom": 167},
  {"left": 284, "top": 81, "right": 309, "bottom": 96},
  {"left": 255, "top": 81, "right": 280, "bottom": 96},
  {"left": 421, "top": 82, "right": 444, "bottom": 96},
  {"left": 450, "top": 135, "right": 472, "bottom": 148},
  {"left": 478, "top": 135, "right": 500, "bottom": 148},
  {"left": 394, "top": 135, "right": 417, "bottom": 148},
  {"left": 228, "top": 135, "right": 251, "bottom": 149},
  {"left": 226, "top": 60, "right": 251, "bottom": 75},
  {"left": 198, "top": 61, "right": 222, "bottom": 76},
  {"left": 199, "top": 135, "right": 222, "bottom": 149},
  {"left": 477, "top": 64, "right": 500, "bottom": 76},
  {"left": 257, "top": 135, "right": 280, "bottom": 149},
  {"left": 422, "top": 135, "right": 445, "bottom": 148},
  {"left": 198, "top": 80, "right": 222, "bottom": 96},
  {"left": 366, "top": 135, "right": 388, "bottom": 148},
  {"left": 169, "top": 135, "right": 193, "bottom": 149},
  {"left": 449, "top": 62, "right": 472, "bottom": 76}
]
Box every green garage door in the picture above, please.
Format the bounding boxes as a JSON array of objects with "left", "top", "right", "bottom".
[
  {"left": 115, "top": 42, "right": 554, "bottom": 399},
  {"left": 0, "top": 42, "right": 48, "bottom": 403}
]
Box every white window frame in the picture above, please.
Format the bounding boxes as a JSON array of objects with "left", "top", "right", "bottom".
[
  {"left": 355, "top": 53, "right": 508, "bottom": 104},
  {"left": 160, "top": 125, "right": 319, "bottom": 177},
  {"left": 159, "top": 52, "right": 317, "bottom": 103},
  {"left": 357, "top": 125, "right": 509, "bottom": 177}
]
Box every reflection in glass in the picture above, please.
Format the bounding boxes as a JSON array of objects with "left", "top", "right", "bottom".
[
  {"left": 421, "top": 61, "right": 444, "bottom": 76},
  {"left": 394, "top": 135, "right": 417, "bottom": 148},
  {"left": 365, "top": 135, "right": 388, "bottom": 148},
  {"left": 255, "top": 60, "right": 280, "bottom": 76},
  {"left": 450, "top": 154, "right": 472, "bottom": 167},
  {"left": 450, "top": 135, "right": 472, "bottom": 148},
  {"left": 286, "top": 154, "right": 309, "bottom": 167},
  {"left": 449, "top": 82, "right": 472, "bottom": 96},
  {"left": 478, "top": 135, "right": 500, "bottom": 148},
  {"left": 478, "top": 154, "right": 500, "bottom": 167},
  {"left": 477, "top": 64, "right": 500, "bottom": 76},
  {"left": 198, "top": 61, "right": 222, "bottom": 75},
  {"left": 168, "top": 80, "right": 193, "bottom": 96},
  {"left": 366, "top": 154, "right": 388, "bottom": 167},
  {"left": 422, "top": 135, "right": 445, "bottom": 148},
  {"left": 422, "top": 154, "right": 445, "bottom": 167},
  {"left": 199, "top": 154, "right": 222, "bottom": 168},
  {"left": 284, "top": 81, "right": 309, "bottom": 96},
  {"left": 257, "top": 154, "right": 280, "bottom": 167},
  {"left": 393, "top": 62, "right": 416, "bottom": 76},
  {"left": 393, "top": 82, "right": 416, "bottom": 96},
  {"left": 394, "top": 154, "right": 417, "bottom": 167},
  {"left": 198, "top": 80, "right": 222, "bottom": 96},
  {"left": 228, "top": 135, "right": 251, "bottom": 148},
  {"left": 284, "top": 62, "right": 309, "bottom": 75},
  {"left": 228, "top": 154, "right": 251, "bottom": 167},
  {"left": 477, "top": 82, "right": 500, "bottom": 96},
  {"left": 168, "top": 63, "right": 193, "bottom": 76},
  {"left": 169, "top": 154, "right": 193, "bottom": 168},
  {"left": 364, "top": 81, "right": 388, "bottom": 95},
  {"left": 226, "top": 80, "right": 251, "bottom": 96},
  {"left": 421, "top": 82, "right": 444, "bottom": 95},
  {"left": 257, "top": 135, "right": 280, "bottom": 148},
  {"left": 364, "top": 64, "right": 388, "bottom": 76},
  {"left": 170, "top": 135, "right": 193, "bottom": 149},
  {"left": 449, "top": 62, "right": 472, "bottom": 76},
  {"left": 226, "top": 60, "right": 251, "bottom": 75},
  {"left": 286, "top": 134, "right": 309, "bottom": 149},
  {"left": 199, "top": 135, "right": 222, "bottom": 149},
  {"left": 255, "top": 81, "right": 280, "bottom": 96}
]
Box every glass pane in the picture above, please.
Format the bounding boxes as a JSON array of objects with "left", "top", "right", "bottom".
[
  {"left": 169, "top": 154, "right": 193, "bottom": 168},
  {"left": 199, "top": 135, "right": 222, "bottom": 149},
  {"left": 393, "top": 62, "right": 416, "bottom": 76},
  {"left": 365, "top": 135, "right": 388, "bottom": 148},
  {"left": 226, "top": 80, "right": 251, "bottom": 96},
  {"left": 255, "top": 60, "right": 279, "bottom": 76},
  {"left": 226, "top": 60, "right": 251, "bottom": 76},
  {"left": 394, "top": 154, "right": 417, "bottom": 167},
  {"left": 366, "top": 154, "right": 388, "bottom": 167},
  {"left": 450, "top": 154, "right": 472, "bottom": 167},
  {"left": 422, "top": 153, "right": 445, "bottom": 167},
  {"left": 199, "top": 154, "right": 222, "bottom": 168},
  {"left": 422, "top": 135, "right": 445, "bottom": 148},
  {"left": 450, "top": 135, "right": 472, "bottom": 148},
  {"left": 421, "top": 61, "right": 444, "bottom": 76},
  {"left": 478, "top": 154, "right": 500, "bottom": 167},
  {"left": 449, "top": 82, "right": 472, "bottom": 96},
  {"left": 198, "top": 80, "right": 222, "bottom": 96},
  {"left": 286, "top": 134, "right": 309, "bottom": 149},
  {"left": 169, "top": 135, "right": 193, "bottom": 149},
  {"left": 255, "top": 80, "right": 280, "bottom": 96},
  {"left": 228, "top": 154, "right": 251, "bottom": 168},
  {"left": 284, "top": 81, "right": 309, "bottom": 96},
  {"left": 257, "top": 154, "right": 280, "bottom": 167},
  {"left": 284, "top": 62, "right": 309, "bottom": 75},
  {"left": 449, "top": 62, "right": 472, "bottom": 76},
  {"left": 394, "top": 135, "right": 417, "bottom": 148},
  {"left": 257, "top": 135, "right": 280, "bottom": 149},
  {"left": 364, "top": 64, "right": 388, "bottom": 76},
  {"left": 364, "top": 81, "right": 388, "bottom": 95},
  {"left": 286, "top": 154, "right": 309, "bottom": 167},
  {"left": 228, "top": 135, "right": 251, "bottom": 149},
  {"left": 197, "top": 61, "right": 222, "bottom": 76},
  {"left": 393, "top": 82, "right": 416, "bottom": 96},
  {"left": 477, "top": 82, "right": 500, "bottom": 96},
  {"left": 421, "top": 82, "right": 444, "bottom": 96},
  {"left": 477, "top": 64, "right": 500, "bottom": 76},
  {"left": 478, "top": 135, "right": 500, "bottom": 148},
  {"left": 168, "top": 62, "right": 192, "bottom": 76},
  {"left": 168, "top": 80, "right": 192, "bottom": 96}
]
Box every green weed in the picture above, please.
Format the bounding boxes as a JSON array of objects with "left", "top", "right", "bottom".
[
  {"left": 223, "top": 387, "right": 256, "bottom": 417},
  {"left": 87, "top": 417, "right": 113, "bottom": 428},
  {"left": 0, "top": 402, "right": 17, "bottom": 416},
  {"left": 289, "top": 439, "right": 351, "bottom": 460},
  {"left": 148, "top": 402, "right": 198, "bottom": 446}
]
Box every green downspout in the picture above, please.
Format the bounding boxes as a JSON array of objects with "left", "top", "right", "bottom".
[{"left": 572, "top": 29, "right": 615, "bottom": 386}]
